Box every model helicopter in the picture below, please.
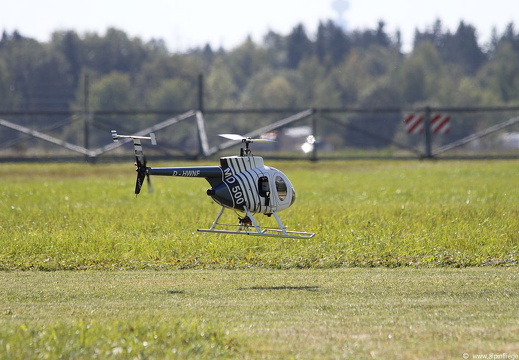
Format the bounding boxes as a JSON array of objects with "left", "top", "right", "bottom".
[{"left": 111, "top": 130, "right": 315, "bottom": 238}]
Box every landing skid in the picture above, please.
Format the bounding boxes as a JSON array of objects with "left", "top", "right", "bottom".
[{"left": 197, "top": 206, "right": 315, "bottom": 239}]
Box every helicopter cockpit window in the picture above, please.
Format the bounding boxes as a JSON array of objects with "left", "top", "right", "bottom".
[{"left": 275, "top": 176, "right": 287, "bottom": 201}]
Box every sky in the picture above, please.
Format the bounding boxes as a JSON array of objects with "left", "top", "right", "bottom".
[{"left": 1, "top": 0, "right": 518, "bottom": 52}]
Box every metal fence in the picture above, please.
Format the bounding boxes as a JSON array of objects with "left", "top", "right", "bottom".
[{"left": 1, "top": 106, "right": 519, "bottom": 162}]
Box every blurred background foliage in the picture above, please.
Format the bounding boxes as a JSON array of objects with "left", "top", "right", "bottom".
[{"left": 1, "top": 19, "right": 519, "bottom": 153}]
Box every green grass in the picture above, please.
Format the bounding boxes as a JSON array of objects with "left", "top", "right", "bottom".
[
  {"left": 1, "top": 160, "right": 518, "bottom": 358},
  {"left": 0, "top": 160, "right": 518, "bottom": 269},
  {"left": 1, "top": 268, "right": 518, "bottom": 359}
]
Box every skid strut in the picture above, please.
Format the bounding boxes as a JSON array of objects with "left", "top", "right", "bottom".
[{"left": 198, "top": 206, "right": 315, "bottom": 239}]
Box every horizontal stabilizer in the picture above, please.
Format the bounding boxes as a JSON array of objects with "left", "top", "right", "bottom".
[{"left": 111, "top": 130, "right": 157, "bottom": 145}]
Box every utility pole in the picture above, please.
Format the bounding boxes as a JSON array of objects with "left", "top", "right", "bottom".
[{"left": 83, "top": 73, "right": 90, "bottom": 152}]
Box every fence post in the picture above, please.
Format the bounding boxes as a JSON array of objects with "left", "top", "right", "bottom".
[
  {"left": 197, "top": 74, "right": 206, "bottom": 158},
  {"left": 83, "top": 74, "right": 91, "bottom": 156},
  {"left": 311, "top": 109, "right": 318, "bottom": 162},
  {"left": 198, "top": 73, "right": 204, "bottom": 113},
  {"left": 423, "top": 106, "right": 433, "bottom": 158}
]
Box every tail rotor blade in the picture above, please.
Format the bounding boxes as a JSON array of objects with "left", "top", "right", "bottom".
[
  {"left": 133, "top": 139, "right": 145, "bottom": 167},
  {"left": 133, "top": 138, "right": 148, "bottom": 195},
  {"left": 146, "top": 173, "right": 154, "bottom": 194},
  {"left": 111, "top": 130, "right": 156, "bottom": 196},
  {"left": 135, "top": 169, "right": 146, "bottom": 195}
]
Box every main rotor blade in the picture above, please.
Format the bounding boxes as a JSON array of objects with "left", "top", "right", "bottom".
[
  {"left": 218, "top": 133, "right": 244, "bottom": 141},
  {"left": 218, "top": 134, "right": 275, "bottom": 143},
  {"left": 249, "top": 138, "right": 276, "bottom": 143}
]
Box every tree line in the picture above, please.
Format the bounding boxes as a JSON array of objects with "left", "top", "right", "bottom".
[{"left": 1, "top": 19, "right": 519, "bottom": 149}]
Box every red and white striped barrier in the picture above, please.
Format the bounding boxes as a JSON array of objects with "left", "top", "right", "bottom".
[
  {"left": 430, "top": 113, "right": 451, "bottom": 134},
  {"left": 404, "top": 113, "right": 450, "bottom": 134}
]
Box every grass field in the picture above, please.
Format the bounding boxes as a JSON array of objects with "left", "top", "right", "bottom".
[
  {"left": 1, "top": 160, "right": 518, "bottom": 358},
  {"left": 1, "top": 160, "right": 518, "bottom": 269},
  {"left": 1, "top": 268, "right": 518, "bottom": 359}
]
